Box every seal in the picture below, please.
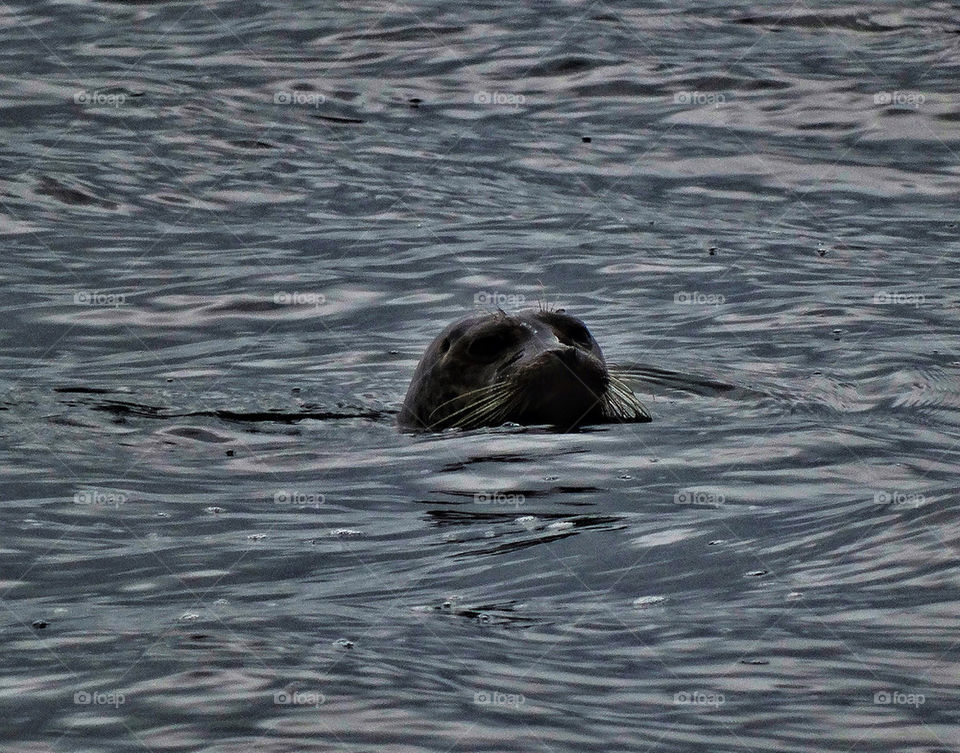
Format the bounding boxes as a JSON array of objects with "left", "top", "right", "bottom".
[{"left": 398, "top": 308, "right": 651, "bottom": 431}]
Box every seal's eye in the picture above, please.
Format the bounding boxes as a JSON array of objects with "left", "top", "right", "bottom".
[
  {"left": 438, "top": 337, "right": 451, "bottom": 355},
  {"left": 467, "top": 331, "right": 515, "bottom": 362},
  {"left": 562, "top": 322, "right": 592, "bottom": 348}
]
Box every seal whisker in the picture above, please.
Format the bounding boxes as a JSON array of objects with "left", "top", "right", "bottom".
[
  {"left": 457, "top": 394, "right": 510, "bottom": 423},
  {"left": 454, "top": 386, "right": 522, "bottom": 430},
  {"left": 610, "top": 382, "right": 641, "bottom": 405},
  {"left": 462, "top": 389, "right": 518, "bottom": 423},
  {"left": 427, "top": 382, "right": 510, "bottom": 421},
  {"left": 432, "top": 384, "right": 513, "bottom": 426},
  {"left": 464, "top": 402, "right": 515, "bottom": 430},
  {"left": 602, "top": 378, "right": 651, "bottom": 421}
]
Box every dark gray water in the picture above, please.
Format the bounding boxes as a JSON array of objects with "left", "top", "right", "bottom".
[{"left": 3, "top": 1, "right": 960, "bottom": 750}]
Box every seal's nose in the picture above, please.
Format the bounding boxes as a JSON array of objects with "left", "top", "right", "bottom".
[
  {"left": 539, "top": 347, "right": 605, "bottom": 394},
  {"left": 546, "top": 346, "right": 581, "bottom": 367}
]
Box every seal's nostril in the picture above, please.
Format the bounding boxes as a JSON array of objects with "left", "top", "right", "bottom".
[{"left": 549, "top": 347, "right": 578, "bottom": 365}]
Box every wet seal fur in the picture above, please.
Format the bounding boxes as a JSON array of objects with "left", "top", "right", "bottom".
[{"left": 398, "top": 308, "right": 651, "bottom": 432}]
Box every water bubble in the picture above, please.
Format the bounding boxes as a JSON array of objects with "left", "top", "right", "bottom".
[
  {"left": 516, "top": 515, "right": 538, "bottom": 530},
  {"left": 632, "top": 595, "right": 666, "bottom": 608}
]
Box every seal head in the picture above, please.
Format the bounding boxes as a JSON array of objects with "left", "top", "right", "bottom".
[{"left": 398, "top": 309, "right": 651, "bottom": 431}]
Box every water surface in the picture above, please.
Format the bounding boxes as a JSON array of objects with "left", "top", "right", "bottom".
[{"left": 2, "top": 1, "right": 960, "bottom": 751}]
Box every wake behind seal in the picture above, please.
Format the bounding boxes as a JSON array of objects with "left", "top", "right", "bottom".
[{"left": 398, "top": 308, "right": 651, "bottom": 432}]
